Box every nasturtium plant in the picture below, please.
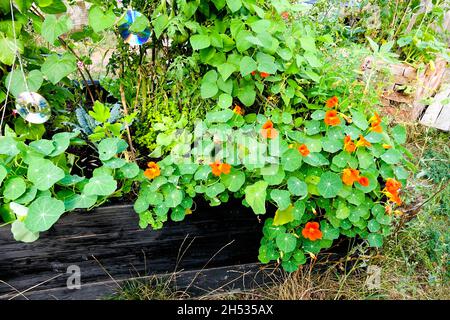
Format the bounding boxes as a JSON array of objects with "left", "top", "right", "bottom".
[
  {"left": 0, "top": 129, "right": 142, "bottom": 241},
  {"left": 134, "top": 98, "right": 411, "bottom": 272},
  {"left": 0, "top": 0, "right": 417, "bottom": 275}
]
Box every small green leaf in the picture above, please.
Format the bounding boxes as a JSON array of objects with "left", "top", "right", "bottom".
[
  {"left": 240, "top": 56, "right": 257, "bottom": 77},
  {"left": 350, "top": 110, "right": 369, "bottom": 130},
  {"left": 380, "top": 149, "right": 403, "bottom": 164},
  {"left": 190, "top": 34, "right": 211, "bottom": 50},
  {"left": 391, "top": 125, "right": 407, "bottom": 144},
  {"left": 5, "top": 69, "right": 44, "bottom": 98},
  {"left": 273, "top": 204, "right": 295, "bottom": 226},
  {"left": 201, "top": 70, "right": 219, "bottom": 98},
  {"left": 218, "top": 93, "right": 233, "bottom": 109},
  {"left": 221, "top": 168, "right": 245, "bottom": 192},
  {"left": 237, "top": 85, "right": 256, "bottom": 107},
  {"left": 84, "top": 174, "right": 117, "bottom": 196},
  {"left": 162, "top": 184, "right": 184, "bottom": 208},
  {"left": 367, "top": 233, "right": 383, "bottom": 247},
  {"left": 217, "top": 63, "right": 237, "bottom": 81},
  {"left": 89, "top": 101, "right": 111, "bottom": 123},
  {"left": 41, "top": 14, "right": 72, "bottom": 43},
  {"left": 317, "top": 172, "right": 343, "bottom": 198},
  {"left": 245, "top": 180, "right": 268, "bottom": 214},
  {"left": 287, "top": 177, "right": 308, "bottom": 197},
  {"left": 276, "top": 232, "right": 297, "bottom": 253},
  {"left": 336, "top": 203, "right": 350, "bottom": 219},
  {"left": 119, "top": 162, "right": 140, "bottom": 179},
  {"left": 368, "top": 219, "right": 381, "bottom": 232},
  {"left": 281, "top": 148, "right": 302, "bottom": 172},
  {"left": 3, "top": 177, "right": 26, "bottom": 200},
  {"left": 41, "top": 53, "right": 77, "bottom": 84},
  {"left": 27, "top": 158, "right": 65, "bottom": 190},
  {"left": 206, "top": 183, "right": 226, "bottom": 198},
  {"left": 226, "top": 0, "right": 242, "bottom": 12},
  {"left": 11, "top": 220, "right": 39, "bottom": 243},
  {"left": 25, "top": 196, "right": 65, "bottom": 232},
  {"left": 89, "top": 6, "right": 116, "bottom": 33},
  {"left": 270, "top": 189, "right": 291, "bottom": 211},
  {"left": 29, "top": 139, "right": 54, "bottom": 155},
  {"left": 0, "top": 136, "right": 19, "bottom": 156}
]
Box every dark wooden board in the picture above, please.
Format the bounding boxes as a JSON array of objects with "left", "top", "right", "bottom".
[
  {"left": 0, "top": 263, "right": 282, "bottom": 300},
  {"left": 0, "top": 200, "right": 263, "bottom": 300}
]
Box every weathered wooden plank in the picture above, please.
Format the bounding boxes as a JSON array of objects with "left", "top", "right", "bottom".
[
  {"left": 0, "top": 200, "right": 263, "bottom": 299},
  {"left": 0, "top": 263, "right": 281, "bottom": 300},
  {"left": 433, "top": 103, "right": 450, "bottom": 131},
  {"left": 420, "top": 85, "right": 450, "bottom": 131}
]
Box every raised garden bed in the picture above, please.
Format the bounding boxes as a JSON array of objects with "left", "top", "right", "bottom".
[{"left": 0, "top": 200, "right": 264, "bottom": 300}]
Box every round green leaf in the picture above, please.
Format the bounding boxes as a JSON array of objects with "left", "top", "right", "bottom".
[
  {"left": 276, "top": 232, "right": 297, "bottom": 253},
  {"left": 367, "top": 233, "right": 383, "bottom": 247},
  {"left": 11, "top": 220, "right": 39, "bottom": 243},
  {"left": 25, "top": 196, "right": 65, "bottom": 232},
  {"left": 84, "top": 174, "right": 117, "bottom": 196},
  {"left": 287, "top": 177, "right": 308, "bottom": 197},
  {"left": 281, "top": 148, "right": 302, "bottom": 172},
  {"left": 221, "top": 168, "right": 245, "bottom": 192},
  {"left": 3, "top": 177, "right": 26, "bottom": 200},
  {"left": 27, "top": 158, "right": 65, "bottom": 191},
  {"left": 270, "top": 189, "right": 291, "bottom": 211},
  {"left": 317, "top": 172, "right": 343, "bottom": 198},
  {"left": 206, "top": 183, "right": 226, "bottom": 198},
  {"left": 162, "top": 184, "right": 184, "bottom": 208},
  {"left": 29, "top": 139, "right": 55, "bottom": 155},
  {"left": 380, "top": 148, "right": 403, "bottom": 164},
  {"left": 120, "top": 162, "right": 140, "bottom": 179}
]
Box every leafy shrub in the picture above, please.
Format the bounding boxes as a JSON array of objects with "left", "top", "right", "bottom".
[
  {"left": 134, "top": 100, "right": 411, "bottom": 271},
  {"left": 0, "top": 126, "right": 142, "bottom": 241}
]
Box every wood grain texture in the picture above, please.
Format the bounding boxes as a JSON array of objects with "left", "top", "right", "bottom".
[
  {"left": 420, "top": 85, "right": 450, "bottom": 131},
  {"left": 0, "top": 200, "right": 263, "bottom": 300},
  {"left": 0, "top": 263, "right": 281, "bottom": 300}
]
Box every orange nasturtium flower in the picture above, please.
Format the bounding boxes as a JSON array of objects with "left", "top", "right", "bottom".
[
  {"left": 384, "top": 190, "right": 402, "bottom": 206},
  {"left": 251, "top": 70, "right": 257, "bottom": 76},
  {"left": 342, "top": 168, "right": 360, "bottom": 186},
  {"left": 358, "top": 176, "right": 370, "bottom": 187},
  {"left": 298, "top": 144, "right": 310, "bottom": 157},
  {"left": 356, "top": 135, "right": 372, "bottom": 148},
  {"left": 382, "top": 144, "right": 392, "bottom": 149},
  {"left": 383, "top": 178, "right": 402, "bottom": 206},
  {"left": 281, "top": 11, "right": 289, "bottom": 20},
  {"left": 144, "top": 162, "right": 161, "bottom": 179},
  {"left": 385, "top": 178, "right": 402, "bottom": 194},
  {"left": 233, "top": 105, "right": 244, "bottom": 115},
  {"left": 302, "top": 222, "right": 323, "bottom": 241},
  {"left": 260, "top": 72, "right": 270, "bottom": 78},
  {"left": 326, "top": 96, "right": 339, "bottom": 108},
  {"left": 344, "top": 135, "right": 356, "bottom": 152},
  {"left": 369, "top": 112, "right": 383, "bottom": 133},
  {"left": 324, "top": 110, "right": 341, "bottom": 126},
  {"left": 210, "top": 160, "right": 231, "bottom": 177},
  {"left": 260, "top": 120, "right": 279, "bottom": 139}
]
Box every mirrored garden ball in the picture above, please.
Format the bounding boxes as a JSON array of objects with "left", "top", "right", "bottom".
[
  {"left": 118, "top": 10, "right": 151, "bottom": 46},
  {"left": 15, "top": 92, "right": 51, "bottom": 124}
]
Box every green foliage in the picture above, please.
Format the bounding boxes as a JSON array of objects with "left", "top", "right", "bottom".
[
  {"left": 134, "top": 103, "right": 409, "bottom": 272},
  {"left": 309, "top": 0, "right": 449, "bottom": 64},
  {"left": 0, "top": 130, "right": 142, "bottom": 241}
]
